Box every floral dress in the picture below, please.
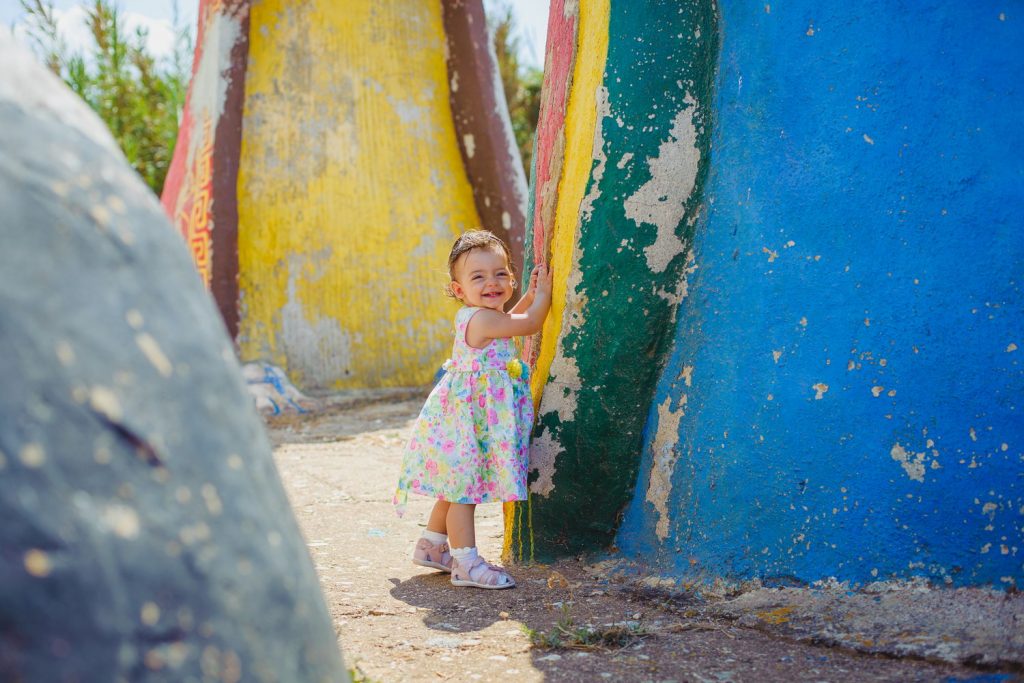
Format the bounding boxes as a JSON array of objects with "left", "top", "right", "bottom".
[{"left": 394, "top": 307, "right": 533, "bottom": 514}]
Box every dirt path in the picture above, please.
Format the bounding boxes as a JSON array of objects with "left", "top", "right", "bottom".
[{"left": 266, "top": 397, "right": 1014, "bottom": 682}]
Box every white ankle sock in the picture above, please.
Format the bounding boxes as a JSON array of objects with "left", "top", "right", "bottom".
[
  {"left": 450, "top": 546, "right": 479, "bottom": 563},
  {"left": 422, "top": 530, "right": 447, "bottom": 545}
]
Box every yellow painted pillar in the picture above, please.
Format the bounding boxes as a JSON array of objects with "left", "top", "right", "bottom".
[{"left": 237, "top": 1, "right": 481, "bottom": 389}]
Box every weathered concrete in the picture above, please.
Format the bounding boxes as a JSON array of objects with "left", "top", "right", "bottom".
[
  {"left": 709, "top": 582, "right": 1024, "bottom": 669},
  {"left": 618, "top": 0, "right": 1024, "bottom": 588},
  {"left": 595, "top": 557, "right": 1024, "bottom": 670},
  {"left": 508, "top": 0, "right": 718, "bottom": 561},
  {"left": 0, "top": 37, "right": 345, "bottom": 681}
]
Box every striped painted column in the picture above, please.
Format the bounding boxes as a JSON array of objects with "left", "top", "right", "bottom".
[
  {"left": 506, "top": 0, "right": 718, "bottom": 561},
  {"left": 161, "top": 0, "right": 250, "bottom": 340},
  {"left": 163, "top": 0, "right": 525, "bottom": 390}
]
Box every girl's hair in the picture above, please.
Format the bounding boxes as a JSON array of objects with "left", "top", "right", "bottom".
[{"left": 444, "top": 230, "right": 514, "bottom": 298}]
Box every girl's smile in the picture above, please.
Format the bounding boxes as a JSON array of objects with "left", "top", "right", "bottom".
[{"left": 450, "top": 248, "right": 514, "bottom": 311}]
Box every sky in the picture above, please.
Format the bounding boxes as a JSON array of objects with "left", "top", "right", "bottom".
[{"left": 1, "top": 0, "right": 549, "bottom": 69}]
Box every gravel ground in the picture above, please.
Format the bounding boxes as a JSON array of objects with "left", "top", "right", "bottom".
[{"left": 265, "top": 396, "right": 1021, "bottom": 683}]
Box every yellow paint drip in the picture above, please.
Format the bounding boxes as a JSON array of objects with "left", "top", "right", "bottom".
[
  {"left": 237, "top": 1, "right": 480, "bottom": 389},
  {"left": 529, "top": 0, "right": 611, "bottom": 409}
]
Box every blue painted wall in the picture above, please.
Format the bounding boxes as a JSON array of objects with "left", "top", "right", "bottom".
[{"left": 617, "top": 2, "right": 1023, "bottom": 587}]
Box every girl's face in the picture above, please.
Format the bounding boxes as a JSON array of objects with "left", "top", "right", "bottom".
[{"left": 450, "top": 247, "right": 514, "bottom": 311}]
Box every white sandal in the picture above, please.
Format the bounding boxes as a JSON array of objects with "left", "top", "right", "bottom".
[
  {"left": 412, "top": 538, "right": 454, "bottom": 573},
  {"left": 450, "top": 555, "right": 516, "bottom": 589}
]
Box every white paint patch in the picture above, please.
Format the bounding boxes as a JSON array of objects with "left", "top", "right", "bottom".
[
  {"left": 102, "top": 503, "right": 141, "bottom": 539},
  {"left": 89, "top": 386, "right": 123, "bottom": 422},
  {"left": 624, "top": 94, "right": 701, "bottom": 273},
  {"left": 645, "top": 396, "right": 687, "bottom": 540},
  {"left": 580, "top": 86, "right": 611, "bottom": 223},
  {"left": 463, "top": 133, "right": 476, "bottom": 159},
  {"left": 530, "top": 230, "right": 591, "bottom": 496},
  {"left": 55, "top": 341, "right": 75, "bottom": 367},
  {"left": 528, "top": 428, "right": 565, "bottom": 497},
  {"left": 616, "top": 152, "right": 634, "bottom": 170},
  {"left": 654, "top": 250, "right": 695, "bottom": 312},
  {"left": 450, "top": 69, "right": 459, "bottom": 93},
  {"left": 546, "top": 354, "right": 583, "bottom": 424},
  {"left": 19, "top": 443, "right": 46, "bottom": 468},
  {"left": 181, "top": 10, "right": 241, "bottom": 179},
  {"left": 281, "top": 266, "right": 353, "bottom": 389},
  {"left": 890, "top": 443, "right": 926, "bottom": 482},
  {"left": 136, "top": 333, "right": 173, "bottom": 377},
  {"left": 388, "top": 95, "right": 430, "bottom": 138},
  {"left": 126, "top": 309, "right": 145, "bottom": 329}
]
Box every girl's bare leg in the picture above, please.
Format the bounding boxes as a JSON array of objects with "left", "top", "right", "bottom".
[
  {"left": 446, "top": 503, "right": 476, "bottom": 549},
  {"left": 427, "top": 500, "right": 451, "bottom": 535}
]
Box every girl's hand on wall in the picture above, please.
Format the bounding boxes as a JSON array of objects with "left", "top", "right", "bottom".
[
  {"left": 528, "top": 264, "right": 541, "bottom": 294},
  {"left": 535, "top": 263, "right": 553, "bottom": 299}
]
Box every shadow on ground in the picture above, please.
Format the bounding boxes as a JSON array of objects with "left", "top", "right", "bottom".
[{"left": 270, "top": 396, "right": 1023, "bottom": 683}]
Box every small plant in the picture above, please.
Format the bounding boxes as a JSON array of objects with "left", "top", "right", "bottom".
[
  {"left": 522, "top": 603, "right": 649, "bottom": 651},
  {"left": 348, "top": 662, "right": 377, "bottom": 683}
]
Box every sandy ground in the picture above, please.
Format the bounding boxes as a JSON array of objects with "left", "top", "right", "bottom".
[{"left": 266, "top": 395, "right": 1020, "bottom": 683}]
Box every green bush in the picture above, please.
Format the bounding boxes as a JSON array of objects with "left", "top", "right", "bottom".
[{"left": 18, "top": 0, "right": 193, "bottom": 196}]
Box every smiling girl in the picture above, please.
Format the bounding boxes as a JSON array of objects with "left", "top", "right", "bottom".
[{"left": 394, "top": 230, "right": 551, "bottom": 589}]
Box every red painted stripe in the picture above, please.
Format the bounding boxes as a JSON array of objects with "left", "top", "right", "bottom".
[
  {"left": 531, "top": 0, "right": 578, "bottom": 263},
  {"left": 160, "top": 0, "right": 250, "bottom": 339}
]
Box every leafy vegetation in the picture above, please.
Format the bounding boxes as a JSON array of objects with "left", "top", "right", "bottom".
[
  {"left": 14, "top": 0, "right": 541, "bottom": 193},
  {"left": 522, "top": 602, "right": 650, "bottom": 651},
  {"left": 17, "top": 0, "right": 193, "bottom": 195}
]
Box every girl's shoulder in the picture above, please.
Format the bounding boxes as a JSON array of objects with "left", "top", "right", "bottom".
[{"left": 455, "top": 306, "right": 481, "bottom": 326}]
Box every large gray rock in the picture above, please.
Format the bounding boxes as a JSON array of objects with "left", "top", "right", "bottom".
[{"left": 0, "top": 37, "right": 346, "bottom": 682}]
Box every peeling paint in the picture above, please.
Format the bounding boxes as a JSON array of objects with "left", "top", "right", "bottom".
[
  {"left": 579, "top": 86, "right": 610, "bottom": 223},
  {"left": 645, "top": 396, "right": 686, "bottom": 540},
  {"left": 891, "top": 443, "right": 926, "bottom": 482},
  {"left": 279, "top": 271, "right": 353, "bottom": 389},
  {"left": 618, "top": 2, "right": 1021, "bottom": 590},
  {"left": 136, "top": 333, "right": 173, "bottom": 378},
  {"left": 528, "top": 428, "right": 564, "bottom": 497},
  {"left": 624, "top": 94, "right": 700, "bottom": 274}
]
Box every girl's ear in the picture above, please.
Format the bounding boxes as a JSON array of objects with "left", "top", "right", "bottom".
[{"left": 449, "top": 280, "right": 464, "bottom": 300}]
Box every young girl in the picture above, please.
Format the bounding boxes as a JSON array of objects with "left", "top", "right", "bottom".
[{"left": 394, "top": 230, "right": 551, "bottom": 589}]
